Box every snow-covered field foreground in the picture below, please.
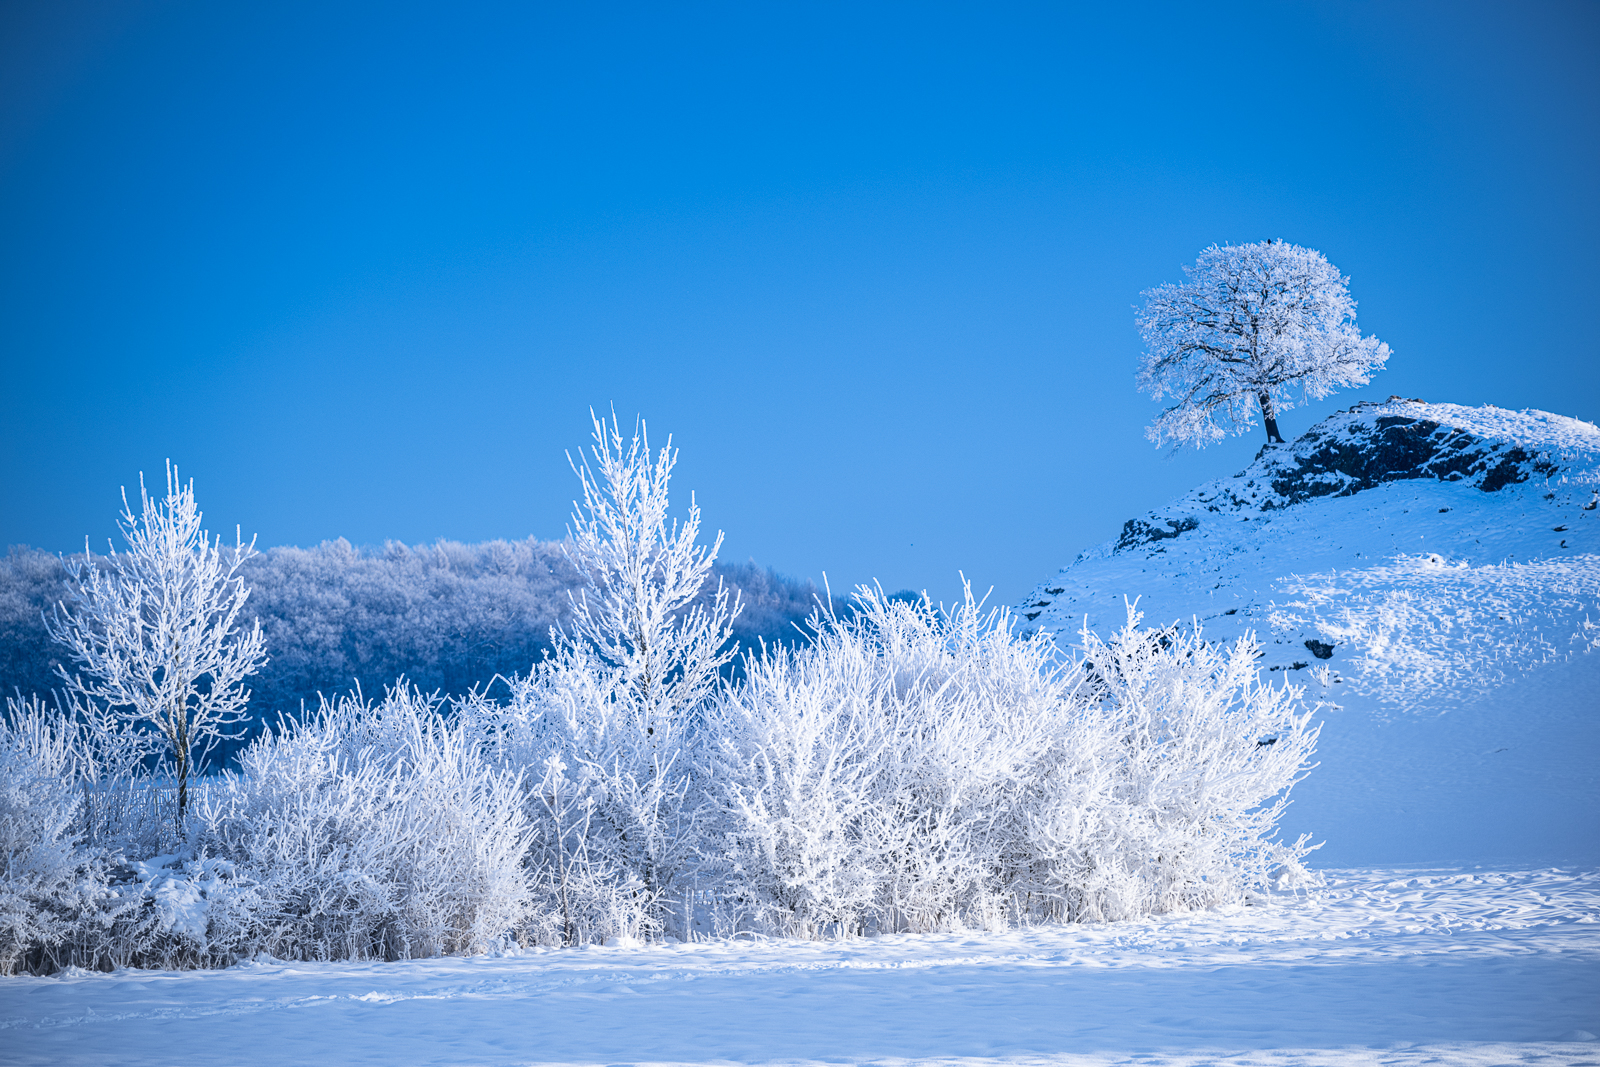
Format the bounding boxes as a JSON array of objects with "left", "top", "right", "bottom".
[{"left": 4, "top": 866, "right": 1598, "bottom": 1067}]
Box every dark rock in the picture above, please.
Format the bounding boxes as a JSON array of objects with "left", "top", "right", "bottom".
[
  {"left": 1116, "top": 516, "right": 1199, "bottom": 551},
  {"left": 1262, "top": 416, "right": 1555, "bottom": 506},
  {"left": 1304, "top": 639, "right": 1336, "bottom": 659},
  {"left": 1480, "top": 447, "right": 1532, "bottom": 492}
]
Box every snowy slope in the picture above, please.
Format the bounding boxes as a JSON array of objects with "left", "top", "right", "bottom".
[{"left": 1019, "top": 399, "right": 1600, "bottom": 867}]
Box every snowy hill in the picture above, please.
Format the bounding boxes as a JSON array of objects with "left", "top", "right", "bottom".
[{"left": 1019, "top": 399, "right": 1600, "bottom": 867}]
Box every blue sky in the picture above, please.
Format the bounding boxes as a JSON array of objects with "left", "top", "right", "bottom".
[{"left": 3, "top": 1, "right": 1596, "bottom": 607}]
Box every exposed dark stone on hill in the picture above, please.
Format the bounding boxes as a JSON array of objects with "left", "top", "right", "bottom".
[
  {"left": 1264, "top": 417, "right": 1551, "bottom": 506},
  {"left": 1111, "top": 405, "right": 1574, "bottom": 556},
  {"left": 1116, "top": 516, "right": 1199, "bottom": 550}
]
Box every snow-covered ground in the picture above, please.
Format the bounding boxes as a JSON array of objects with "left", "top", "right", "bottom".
[
  {"left": 4, "top": 867, "right": 1597, "bottom": 1066},
  {"left": 5, "top": 400, "right": 1598, "bottom": 1066}
]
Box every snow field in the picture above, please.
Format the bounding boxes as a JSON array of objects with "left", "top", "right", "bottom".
[{"left": 3, "top": 867, "right": 1596, "bottom": 1066}]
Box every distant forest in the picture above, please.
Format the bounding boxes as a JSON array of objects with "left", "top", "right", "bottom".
[{"left": 0, "top": 538, "right": 837, "bottom": 760}]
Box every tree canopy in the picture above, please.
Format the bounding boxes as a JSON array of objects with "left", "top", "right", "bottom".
[{"left": 1136, "top": 240, "right": 1390, "bottom": 448}]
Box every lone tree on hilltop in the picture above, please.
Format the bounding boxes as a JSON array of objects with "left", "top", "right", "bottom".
[
  {"left": 47, "top": 463, "right": 266, "bottom": 824},
  {"left": 1136, "top": 239, "right": 1390, "bottom": 448}
]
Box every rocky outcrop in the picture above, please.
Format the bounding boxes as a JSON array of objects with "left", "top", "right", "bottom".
[
  {"left": 1114, "top": 400, "right": 1590, "bottom": 545},
  {"left": 1115, "top": 516, "right": 1199, "bottom": 551},
  {"left": 1260, "top": 413, "right": 1559, "bottom": 507}
]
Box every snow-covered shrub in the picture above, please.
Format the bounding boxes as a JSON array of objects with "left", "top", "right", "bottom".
[
  {"left": 1031, "top": 607, "right": 1322, "bottom": 919},
  {"left": 463, "top": 668, "right": 665, "bottom": 947},
  {"left": 705, "top": 591, "right": 1319, "bottom": 937},
  {"left": 0, "top": 695, "right": 164, "bottom": 974},
  {"left": 193, "top": 685, "right": 531, "bottom": 961},
  {"left": 461, "top": 671, "right": 617, "bottom": 944},
  {"left": 706, "top": 585, "right": 1089, "bottom": 936},
  {"left": 0, "top": 695, "right": 102, "bottom": 974}
]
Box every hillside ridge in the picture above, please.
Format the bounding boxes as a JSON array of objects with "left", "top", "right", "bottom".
[
  {"left": 1104, "top": 398, "right": 1600, "bottom": 559},
  {"left": 1019, "top": 398, "right": 1600, "bottom": 699},
  {"left": 1017, "top": 398, "right": 1600, "bottom": 866}
]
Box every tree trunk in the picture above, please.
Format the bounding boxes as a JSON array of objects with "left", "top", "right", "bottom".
[
  {"left": 176, "top": 743, "right": 189, "bottom": 822},
  {"left": 1258, "top": 392, "right": 1286, "bottom": 444},
  {"left": 175, "top": 711, "right": 190, "bottom": 824}
]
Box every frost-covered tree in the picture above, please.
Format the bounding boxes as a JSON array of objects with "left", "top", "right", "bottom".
[
  {"left": 460, "top": 412, "right": 743, "bottom": 943},
  {"left": 564, "top": 412, "right": 742, "bottom": 735},
  {"left": 1136, "top": 240, "right": 1390, "bottom": 448},
  {"left": 47, "top": 464, "right": 267, "bottom": 822},
  {"left": 552, "top": 412, "right": 740, "bottom": 932}
]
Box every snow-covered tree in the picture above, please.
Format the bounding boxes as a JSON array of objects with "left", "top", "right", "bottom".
[
  {"left": 564, "top": 412, "right": 741, "bottom": 736},
  {"left": 1136, "top": 240, "right": 1390, "bottom": 448},
  {"left": 550, "top": 413, "right": 739, "bottom": 933},
  {"left": 459, "top": 412, "right": 744, "bottom": 943},
  {"left": 47, "top": 464, "right": 267, "bottom": 823}
]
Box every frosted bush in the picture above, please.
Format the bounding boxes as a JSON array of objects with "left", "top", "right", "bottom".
[
  {"left": 0, "top": 697, "right": 103, "bottom": 973},
  {"left": 194, "top": 685, "right": 532, "bottom": 961},
  {"left": 0, "top": 695, "right": 162, "bottom": 975},
  {"left": 706, "top": 585, "right": 1089, "bottom": 936},
  {"left": 1025, "top": 607, "right": 1321, "bottom": 921},
  {"left": 458, "top": 601, "right": 726, "bottom": 946},
  {"left": 461, "top": 663, "right": 664, "bottom": 946},
  {"left": 706, "top": 591, "right": 1320, "bottom": 937}
]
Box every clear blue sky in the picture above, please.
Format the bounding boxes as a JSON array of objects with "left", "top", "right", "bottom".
[{"left": 3, "top": 1, "right": 1597, "bottom": 608}]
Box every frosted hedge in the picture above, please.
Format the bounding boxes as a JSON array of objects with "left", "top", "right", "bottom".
[{"left": 0, "top": 416, "right": 1320, "bottom": 974}]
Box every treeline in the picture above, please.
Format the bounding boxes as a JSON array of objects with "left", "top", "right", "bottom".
[{"left": 1, "top": 539, "right": 835, "bottom": 761}]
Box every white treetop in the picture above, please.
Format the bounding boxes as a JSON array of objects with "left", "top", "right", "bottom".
[
  {"left": 47, "top": 463, "right": 266, "bottom": 821},
  {"left": 1136, "top": 240, "right": 1390, "bottom": 448},
  {"left": 563, "top": 411, "right": 741, "bottom": 734}
]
